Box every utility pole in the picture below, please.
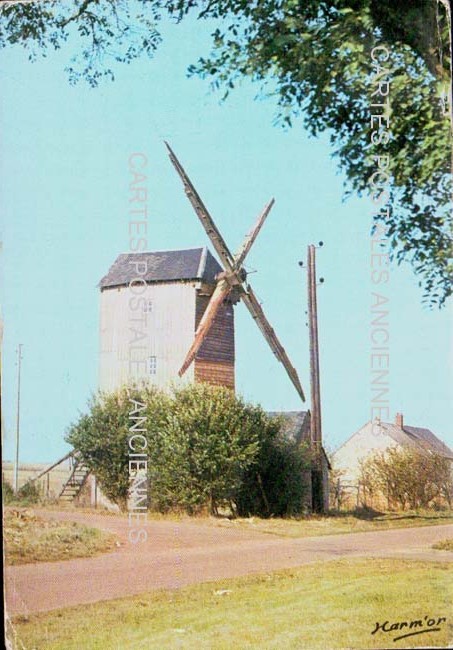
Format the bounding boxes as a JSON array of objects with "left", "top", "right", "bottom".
[
  {"left": 14, "top": 344, "right": 23, "bottom": 494},
  {"left": 302, "top": 244, "right": 325, "bottom": 512},
  {"left": 307, "top": 245, "right": 322, "bottom": 448}
]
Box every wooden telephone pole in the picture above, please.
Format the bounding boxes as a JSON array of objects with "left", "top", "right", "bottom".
[
  {"left": 307, "top": 245, "right": 322, "bottom": 447},
  {"left": 306, "top": 244, "right": 325, "bottom": 512}
]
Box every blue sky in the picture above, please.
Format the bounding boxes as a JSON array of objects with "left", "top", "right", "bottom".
[{"left": 1, "top": 13, "right": 451, "bottom": 463}]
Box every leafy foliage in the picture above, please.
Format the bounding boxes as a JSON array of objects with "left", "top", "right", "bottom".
[
  {"left": 359, "top": 446, "right": 453, "bottom": 510},
  {"left": 2, "top": 477, "right": 15, "bottom": 504},
  {"left": 16, "top": 479, "right": 42, "bottom": 504},
  {"left": 236, "top": 416, "right": 312, "bottom": 517},
  {"left": 66, "top": 385, "right": 170, "bottom": 510},
  {"left": 0, "top": 0, "right": 161, "bottom": 87},
  {"left": 3, "top": 477, "right": 43, "bottom": 505},
  {"left": 148, "top": 383, "right": 267, "bottom": 514},
  {"left": 0, "top": 0, "right": 451, "bottom": 303},
  {"left": 66, "top": 383, "right": 310, "bottom": 515},
  {"left": 183, "top": 1, "right": 452, "bottom": 305}
]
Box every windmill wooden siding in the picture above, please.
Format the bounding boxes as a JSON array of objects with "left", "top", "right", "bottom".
[
  {"left": 99, "top": 248, "right": 235, "bottom": 392},
  {"left": 194, "top": 293, "right": 235, "bottom": 389}
]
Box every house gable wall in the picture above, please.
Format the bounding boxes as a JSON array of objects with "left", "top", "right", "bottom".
[{"left": 333, "top": 422, "right": 399, "bottom": 483}]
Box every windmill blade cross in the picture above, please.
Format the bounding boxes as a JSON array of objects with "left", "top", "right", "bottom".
[
  {"left": 165, "top": 142, "right": 235, "bottom": 272},
  {"left": 241, "top": 283, "right": 306, "bottom": 402},
  {"left": 234, "top": 198, "right": 275, "bottom": 269},
  {"left": 166, "top": 142, "right": 305, "bottom": 402}
]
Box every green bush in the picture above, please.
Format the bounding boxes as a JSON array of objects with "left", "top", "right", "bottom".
[
  {"left": 66, "top": 383, "right": 311, "bottom": 516},
  {"left": 236, "top": 419, "right": 312, "bottom": 518},
  {"left": 3, "top": 478, "right": 42, "bottom": 505},
  {"left": 359, "top": 446, "right": 453, "bottom": 510},
  {"left": 148, "top": 383, "right": 266, "bottom": 515},
  {"left": 2, "top": 478, "right": 14, "bottom": 504},
  {"left": 17, "top": 480, "right": 41, "bottom": 504},
  {"left": 66, "top": 385, "right": 170, "bottom": 510}
]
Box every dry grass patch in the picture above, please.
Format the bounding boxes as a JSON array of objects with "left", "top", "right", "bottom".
[
  {"left": 4, "top": 508, "right": 117, "bottom": 565},
  {"left": 205, "top": 509, "right": 453, "bottom": 538},
  {"left": 433, "top": 538, "right": 453, "bottom": 551}
]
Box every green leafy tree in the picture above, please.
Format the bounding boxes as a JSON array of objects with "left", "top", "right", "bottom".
[
  {"left": 0, "top": 1, "right": 451, "bottom": 304},
  {"left": 359, "top": 445, "right": 453, "bottom": 510}
]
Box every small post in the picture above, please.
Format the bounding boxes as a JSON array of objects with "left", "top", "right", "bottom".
[
  {"left": 91, "top": 474, "right": 98, "bottom": 509},
  {"left": 13, "top": 344, "right": 23, "bottom": 494}
]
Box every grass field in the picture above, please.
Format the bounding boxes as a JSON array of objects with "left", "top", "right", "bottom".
[
  {"left": 4, "top": 509, "right": 117, "bottom": 565},
  {"left": 10, "top": 558, "right": 452, "bottom": 649}
]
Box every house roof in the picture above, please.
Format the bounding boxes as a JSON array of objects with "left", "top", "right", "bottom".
[
  {"left": 99, "top": 247, "right": 223, "bottom": 290},
  {"left": 267, "top": 411, "right": 310, "bottom": 445},
  {"left": 379, "top": 422, "right": 453, "bottom": 459},
  {"left": 335, "top": 419, "right": 453, "bottom": 460},
  {"left": 268, "top": 410, "right": 331, "bottom": 469}
]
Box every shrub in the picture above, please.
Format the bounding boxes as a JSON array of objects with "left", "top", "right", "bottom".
[
  {"left": 17, "top": 480, "right": 41, "bottom": 504},
  {"left": 66, "top": 385, "right": 170, "bottom": 510},
  {"left": 66, "top": 383, "right": 311, "bottom": 516},
  {"left": 359, "top": 446, "right": 453, "bottom": 510},
  {"left": 148, "top": 383, "right": 265, "bottom": 515},
  {"left": 2, "top": 478, "right": 14, "bottom": 504},
  {"left": 236, "top": 420, "right": 312, "bottom": 517},
  {"left": 3, "top": 479, "right": 42, "bottom": 505}
]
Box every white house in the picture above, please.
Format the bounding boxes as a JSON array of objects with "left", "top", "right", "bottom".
[{"left": 333, "top": 412, "right": 453, "bottom": 484}]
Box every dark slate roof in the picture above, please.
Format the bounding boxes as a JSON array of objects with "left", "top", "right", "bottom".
[
  {"left": 381, "top": 422, "right": 453, "bottom": 459},
  {"left": 267, "top": 411, "right": 310, "bottom": 445},
  {"left": 99, "top": 247, "right": 223, "bottom": 289},
  {"left": 268, "top": 410, "right": 331, "bottom": 468}
]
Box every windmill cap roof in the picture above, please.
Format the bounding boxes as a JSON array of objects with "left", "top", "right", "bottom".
[{"left": 99, "top": 247, "right": 222, "bottom": 289}]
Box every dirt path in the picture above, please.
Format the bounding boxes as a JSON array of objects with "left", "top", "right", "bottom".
[{"left": 5, "top": 510, "right": 453, "bottom": 616}]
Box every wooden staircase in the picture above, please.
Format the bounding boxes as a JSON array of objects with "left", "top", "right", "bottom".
[{"left": 58, "top": 455, "right": 90, "bottom": 502}]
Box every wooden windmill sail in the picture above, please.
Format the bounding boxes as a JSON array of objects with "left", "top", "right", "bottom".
[{"left": 165, "top": 142, "right": 305, "bottom": 402}]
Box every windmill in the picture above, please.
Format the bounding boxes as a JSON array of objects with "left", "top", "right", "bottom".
[{"left": 165, "top": 142, "right": 305, "bottom": 402}]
